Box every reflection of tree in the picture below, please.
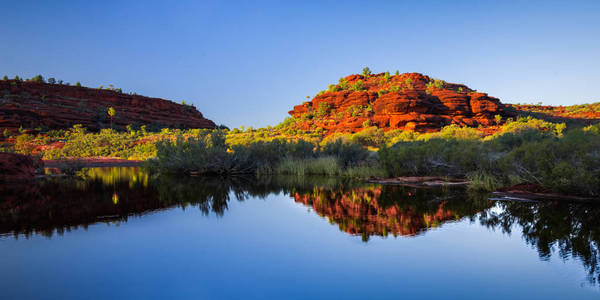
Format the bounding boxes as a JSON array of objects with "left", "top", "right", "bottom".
[
  {"left": 2, "top": 167, "right": 600, "bottom": 286},
  {"left": 0, "top": 169, "right": 367, "bottom": 238},
  {"left": 479, "top": 201, "right": 600, "bottom": 285},
  {"left": 0, "top": 171, "right": 259, "bottom": 238}
]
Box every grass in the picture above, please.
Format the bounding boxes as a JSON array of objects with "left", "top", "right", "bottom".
[
  {"left": 467, "top": 171, "right": 501, "bottom": 191},
  {"left": 274, "top": 157, "right": 340, "bottom": 176}
]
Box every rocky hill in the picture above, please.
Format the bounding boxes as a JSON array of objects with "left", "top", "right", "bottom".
[
  {"left": 0, "top": 80, "right": 216, "bottom": 131},
  {"left": 289, "top": 72, "right": 508, "bottom": 133}
]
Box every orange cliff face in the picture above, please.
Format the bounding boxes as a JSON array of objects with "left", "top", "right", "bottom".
[
  {"left": 289, "top": 72, "right": 509, "bottom": 133},
  {"left": 292, "top": 186, "right": 489, "bottom": 239},
  {"left": 0, "top": 80, "right": 216, "bottom": 131}
]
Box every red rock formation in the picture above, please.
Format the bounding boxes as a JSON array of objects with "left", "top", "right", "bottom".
[
  {"left": 0, "top": 152, "right": 42, "bottom": 181},
  {"left": 289, "top": 72, "right": 508, "bottom": 133},
  {"left": 0, "top": 80, "right": 216, "bottom": 131}
]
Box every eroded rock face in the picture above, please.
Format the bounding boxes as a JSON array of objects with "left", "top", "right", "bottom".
[
  {"left": 0, "top": 81, "right": 216, "bottom": 131},
  {"left": 0, "top": 152, "right": 42, "bottom": 181},
  {"left": 289, "top": 72, "right": 507, "bottom": 133}
]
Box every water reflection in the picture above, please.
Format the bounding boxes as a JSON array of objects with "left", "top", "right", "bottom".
[
  {"left": 0, "top": 167, "right": 599, "bottom": 285},
  {"left": 479, "top": 200, "right": 600, "bottom": 285},
  {"left": 293, "top": 185, "right": 494, "bottom": 240}
]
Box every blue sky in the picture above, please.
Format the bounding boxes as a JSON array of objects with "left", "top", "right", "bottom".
[{"left": 1, "top": 0, "right": 599, "bottom": 128}]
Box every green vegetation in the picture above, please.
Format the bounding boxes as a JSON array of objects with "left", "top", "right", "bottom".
[
  {"left": 107, "top": 107, "right": 116, "bottom": 129},
  {"left": 425, "top": 79, "right": 445, "bottom": 94},
  {"left": 2, "top": 85, "right": 599, "bottom": 197},
  {"left": 383, "top": 72, "right": 390, "bottom": 82},
  {"left": 31, "top": 74, "right": 45, "bottom": 83},
  {"left": 379, "top": 121, "right": 600, "bottom": 196},
  {"left": 338, "top": 78, "right": 349, "bottom": 90},
  {"left": 316, "top": 102, "right": 330, "bottom": 117},
  {"left": 350, "top": 80, "right": 365, "bottom": 91},
  {"left": 40, "top": 125, "right": 157, "bottom": 160},
  {"left": 404, "top": 77, "right": 413, "bottom": 89},
  {"left": 145, "top": 132, "right": 381, "bottom": 178},
  {"left": 362, "top": 67, "right": 372, "bottom": 77}
]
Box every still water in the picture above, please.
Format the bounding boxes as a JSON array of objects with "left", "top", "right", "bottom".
[{"left": 1, "top": 167, "right": 599, "bottom": 299}]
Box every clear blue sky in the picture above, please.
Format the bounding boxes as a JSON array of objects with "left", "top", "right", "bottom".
[{"left": 1, "top": 0, "right": 599, "bottom": 128}]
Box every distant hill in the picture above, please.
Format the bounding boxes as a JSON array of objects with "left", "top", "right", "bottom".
[
  {"left": 288, "top": 72, "right": 509, "bottom": 133},
  {"left": 0, "top": 80, "right": 216, "bottom": 132},
  {"left": 509, "top": 103, "right": 600, "bottom": 126}
]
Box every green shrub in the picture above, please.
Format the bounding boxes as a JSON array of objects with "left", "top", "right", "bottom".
[
  {"left": 339, "top": 78, "right": 349, "bottom": 90},
  {"left": 350, "top": 126, "right": 385, "bottom": 147},
  {"left": 321, "top": 139, "right": 370, "bottom": 167},
  {"left": 404, "top": 78, "right": 413, "bottom": 89},
  {"left": 30, "top": 74, "right": 45, "bottom": 83},
  {"left": 362, "top": 67, "right": 371, "bottom": 77},
  {"left": 316, "top": 102, "right": 330, "bottom": 117},
  {"left": 350, "top": 80, "right": 365, "bottom": 91}
]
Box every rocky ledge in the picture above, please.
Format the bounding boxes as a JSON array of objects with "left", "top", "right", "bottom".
[{"left": 0, "top": 80, "right": 216, "bottom": 131}]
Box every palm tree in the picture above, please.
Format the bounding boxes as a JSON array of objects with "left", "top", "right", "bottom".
[{"left": 107, "top": 107, "right": 116, "bottom": 129}]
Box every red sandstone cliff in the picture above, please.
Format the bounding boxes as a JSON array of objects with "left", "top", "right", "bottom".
[
  {"left": 0, "top": 80, "right": 216, "bottom": 131},
  {"left": 289, "top": 72, "right": 508, "bottom": 133}
]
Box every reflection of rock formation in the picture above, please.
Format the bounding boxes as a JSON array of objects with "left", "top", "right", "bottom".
[
  {"left": 293, "top": 186, "right": 489, "bottom": 240},
  {"left": 2, "top": 168, "right": 600, "bottom": 286}
]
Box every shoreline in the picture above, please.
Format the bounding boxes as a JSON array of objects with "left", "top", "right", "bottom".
[
  {"left": 43, "top": 157, "right": 143, "bottom": 168},
  {"left": 35, "top": 159, "right": 600, "bottom": 202}
]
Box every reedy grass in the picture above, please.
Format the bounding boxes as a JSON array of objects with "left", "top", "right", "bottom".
[{"left": 272, "top": 156, "right": 384, "bottom": 178}]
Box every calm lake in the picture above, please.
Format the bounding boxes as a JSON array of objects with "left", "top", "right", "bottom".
[{"left": 1, "top": 167, "right": 599, "bottom": 299}]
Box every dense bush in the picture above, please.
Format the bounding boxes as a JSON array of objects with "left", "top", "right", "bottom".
[
  {"left": 379, "top": 125, "right": 600, "bottom": 196},
  {"left": 42, "top": 125, "right": 156, "bottom": 160},
  {"left": 146, "top": 132, "right": 377, "bottom": 178}
]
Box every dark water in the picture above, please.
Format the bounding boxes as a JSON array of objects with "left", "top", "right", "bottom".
[{"left": 1, "top": 168, "right": 599, "bottom": 299}]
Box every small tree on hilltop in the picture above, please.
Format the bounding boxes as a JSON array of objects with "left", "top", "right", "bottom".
[
  {"left": 107, "top": 107, "right": 116, "bottom": 129},
  {"left": 48, "top": 78, "right": 56, "bottom": 84},
  {"left": 75, "top": 82, "right": 81, "bottom": 87},
  {"left": 31, "top": 74, "right": 45, "bottom": 83},
  {"left": 362, "top": 67, "right": 372, "bottom": 77}
]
